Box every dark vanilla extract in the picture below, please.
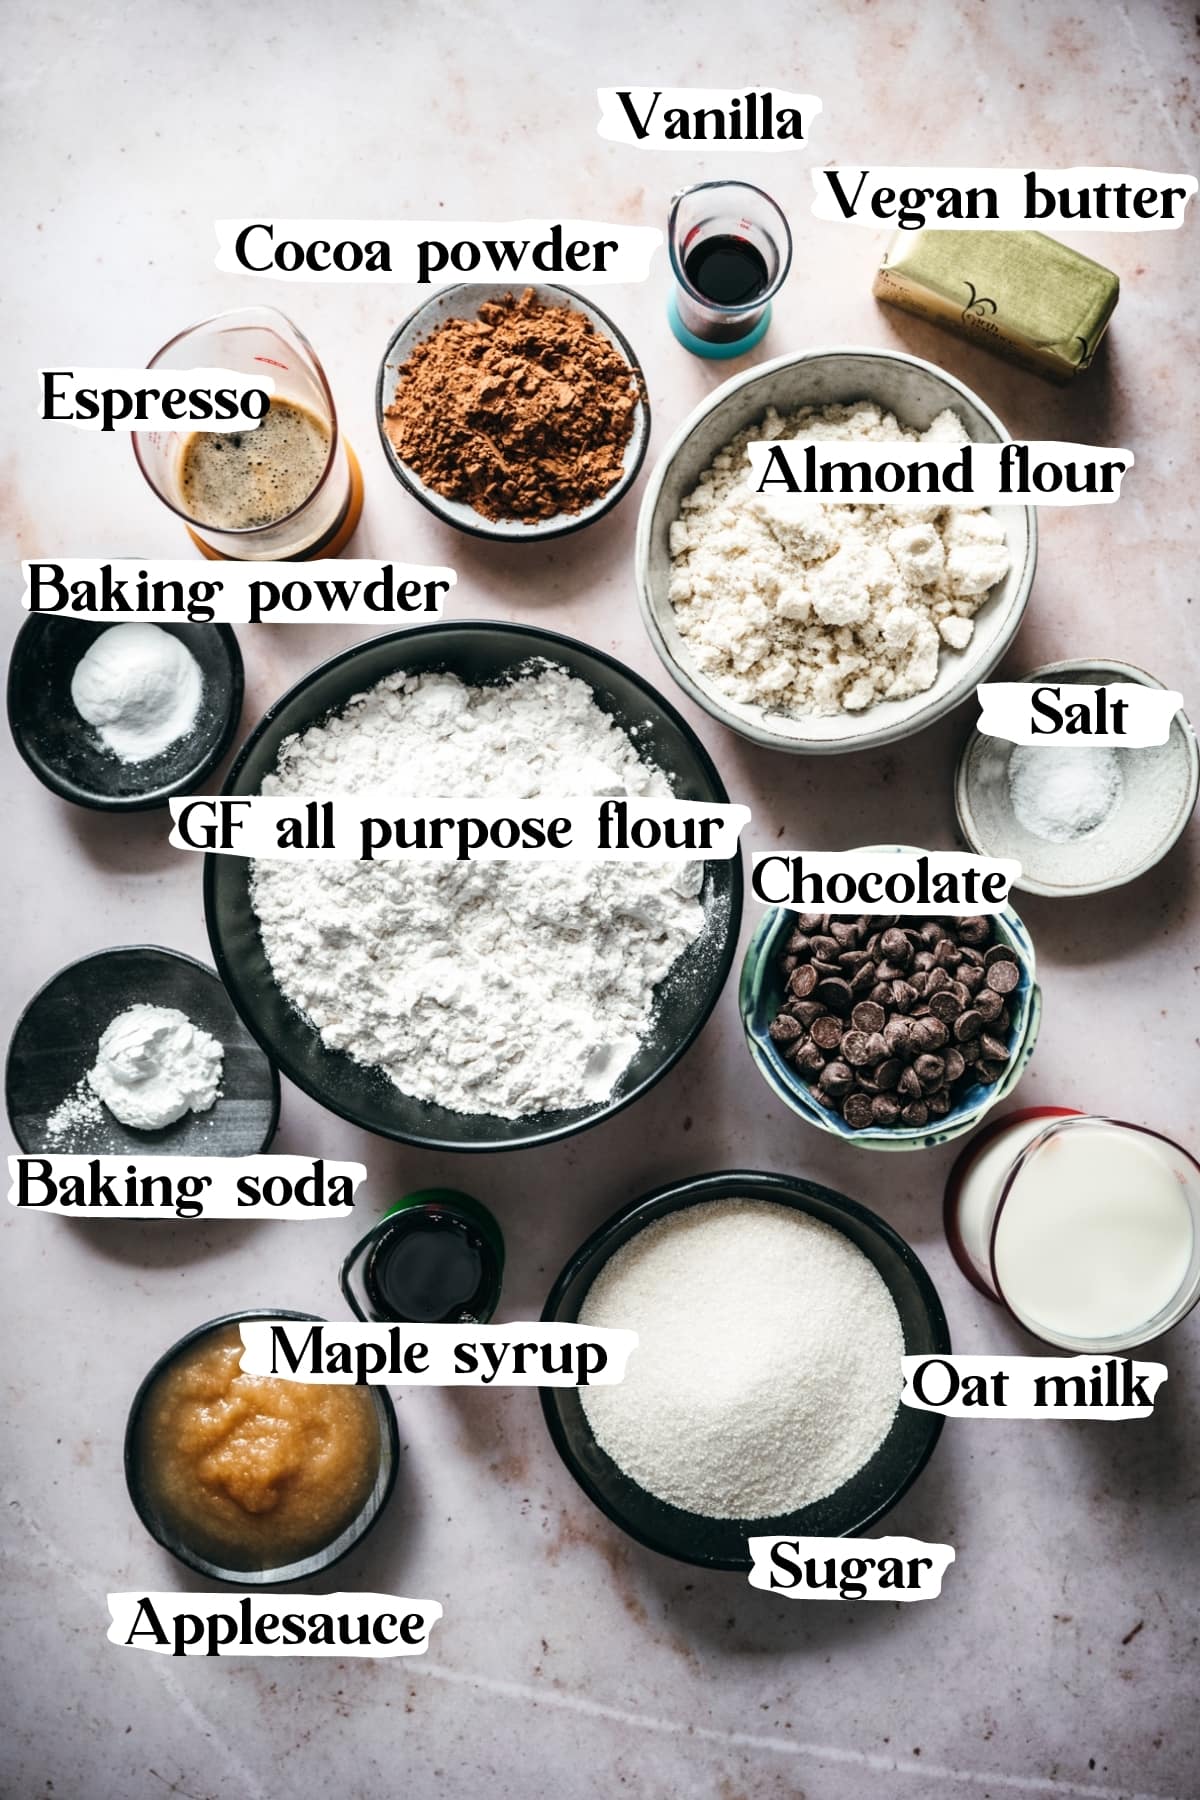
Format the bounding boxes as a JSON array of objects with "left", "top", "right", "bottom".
[{"left": 683, "top": 234, "right": 770, "bottom": 307}]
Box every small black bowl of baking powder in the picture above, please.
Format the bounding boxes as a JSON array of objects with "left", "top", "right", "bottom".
[{"left": 8, "top": 615, "right": 243, "bottom": 810}]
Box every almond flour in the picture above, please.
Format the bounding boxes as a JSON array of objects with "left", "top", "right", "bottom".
[{"left": 667, "top": 400, "right": 1011, "bottom": 718}]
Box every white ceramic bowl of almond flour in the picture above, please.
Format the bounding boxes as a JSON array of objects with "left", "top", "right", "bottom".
[
  {"left": 636, "top": 347, "right": 1037, "bottom": 754},
  {"left": 955, "top": 659, "right": 1199, "bottom": 897}
]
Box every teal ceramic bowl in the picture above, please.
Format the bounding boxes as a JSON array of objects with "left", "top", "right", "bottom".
[{"left": 740, "top": 852, "right": 1042, "bottom": 1153}]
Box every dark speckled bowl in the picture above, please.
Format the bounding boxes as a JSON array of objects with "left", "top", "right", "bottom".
[{"left": 541, "top": 1170, "right": 949, "bottom": 1571}]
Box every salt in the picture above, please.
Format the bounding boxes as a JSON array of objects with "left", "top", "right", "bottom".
[
  {"left": 1008, "top": 744, "right": 1124, "bottom": 843},
  {"left": 579, "top": 1198, "right": 904, "bottom": 1520}
]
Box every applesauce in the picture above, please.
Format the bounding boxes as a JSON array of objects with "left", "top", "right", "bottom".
[{"left": 137, "top": 1323, "right": 380, "bottom": 1571}]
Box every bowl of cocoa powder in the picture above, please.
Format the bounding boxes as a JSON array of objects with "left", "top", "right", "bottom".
[{"left": 375, "top": 284, "right": 650, "bottom": 541}]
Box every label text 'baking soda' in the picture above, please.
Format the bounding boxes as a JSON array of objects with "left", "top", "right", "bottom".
[
  {"left": 752, "top": 851, "right": 1019, "bottom": 914},
  {"left": 239, "top": 1320, "right": 636, "bottom": 1388},
  {"left": 172, "top": 796, "right": 750, "bottom": 864},
  {"left": 748, "top": 1536, "right": 955, "bottom": 1601},
  {"left": 747, "top": 439, "right": 1134, "bottom": 505},
  {"left": 812, "top": 166, "right": 1196, "bottom": 231},
  {"left": 23, "top": 560, "right": 455, "bottom": 626},
  {"left": 108, "top": 1593, "right": 442, "bottom": 1658},
  {"left": 902, "top": 1355, "right": 1167, "bottom": 1419},
  {"left": 8, "top": 1156, "right": 364, "bottom": 1222},
  {"left": 217, "top": 220, "right": 661, "bottom": 285}
]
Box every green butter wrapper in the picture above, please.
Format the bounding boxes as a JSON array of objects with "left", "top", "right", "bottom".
[{"left": 873, "top": 229, "right": 1119, "bottom": 383}]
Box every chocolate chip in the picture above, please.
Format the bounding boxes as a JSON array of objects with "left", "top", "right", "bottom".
[
  {"left": 943, "top": 1047, "right": 966, "bottom": 1084},
  {"left": 786, "top": 929, "right": 812, "bottom": 955},
  {"left": 934, "top": 939, "right": 960, "bottom": 968},
  {"left": 958, "top": 916, "right": 991, "bottom": 946},
  {"left": 769, "top": 1015, "right": 803, "bottom": 1043},
  {"left": 850, "top": 1000, "right": 886, "bottom": 1033},
  {"left": 959, "top": 965, "right": 985, "bottom": 994},
  {"left": 929, "top": 990, "right": 961, "bottom": 1023},
  {"left": 829, "top": 921, "right": 860, "bottom": 947},
  {"left": 869, "top": 981, "right": 894, "bottom": 1007},
  {"left": 954, "top": 1009, "right": 984, "bottom": 1042},
  {"left": 975, "top": 988, "right": 1004, "bottom": 1024},
  {"left": 814, "top": 977, "right": 854, "bottom": 1015},
  {"left": 781, "top": 954, "right": 799, "bottom": 975},
  {"left": 850, "top": 962, "right": 879, "bottom": 997},
  {"left": 920, "top": 921, "right": 946, "bottom": 946},
  {"left": 925, "top": 966, "right": 951, "bottom": 995},
  {"left": 914, "top": 1017, "right": 949, "bottom": 1051},
  {"left": 984, "top": 944, "right": 1018, "bottom": 967},
  {"left": 795, "top": 1041, "right": 827, "bottom": 1078},
  {"left": 787, "top": 999, "right": 827, "bottom": 1026},
  {"left": 926, "top": 1089, "right": 953, "bottom": 1118},
  {"left": 900, "top": 1100, "right": 929, "bottom": 1126},
  {"left": 912, "top": 950, "right": 936, "bottom": 972},
  {"left": 841, "top": 1030, "right": 874, "bottom": 1066},
  {"left": 810, "top": 1014, "right": 845, "bottom": 1051},
  {"left": 795, "top": 913, "right": 828, "bottom": 932},
  {"left": 842, "top": 1092, "right": 875, "bottom": 1129},
  {"left": 880, "top": 927, "right": 911, "bottom": 963},
  {"left": 959, "top": 945, "right": 986, "bottom": 968},
  {"left": 980, "top": 1032, "right": 1011, "bottom": 1063},
  {"left": 891, "top": 980, "right": 918, "bottom": 1012},
  {"left": 874, "top": 1058, "right": 902, "bottom": 1091},
  {"left": 985, "top": 958, "right": 1020, "bottom": 994},
  {"left": 898, "top": 1065, "right": 923, "bottom": 1099},
  {"left": 975, "top": 1058, "right": 1006, "bottom": 1085},
  {"left": 959, "top": 1038, "right": 982, "bottom": 1065},
  {"left": 839, "top": 949, "right": 872, "bottom": 972},
  {"left": 788, "top": 964, "right": 818, "bottom": 998},
  {"left": 820, "top": 1060, "right": 855, "bottom": 1096},
  {"left": 914, "top": 1052, "right": 946, "bottom": 1090},
  {"left": 809, "top": 935, "right": 839, "bottom": 961},
  {"left": 871, "top": 1094, "right": 902, "bottom": 1125}
]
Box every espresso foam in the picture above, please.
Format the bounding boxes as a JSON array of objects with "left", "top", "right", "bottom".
[{"left": 178, "top": 399, "right": 331, "bottom": 530}]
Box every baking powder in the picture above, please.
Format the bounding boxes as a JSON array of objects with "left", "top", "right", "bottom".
[{"left": 71, "top": 624, "right": 203, "bottom": 763}]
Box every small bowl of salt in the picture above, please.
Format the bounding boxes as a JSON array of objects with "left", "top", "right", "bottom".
[
  {"left": 955, "top": 659, "right": 1198, "bottom": 897},
  {"left": 8, "top": 616, "right": 244, "bottom": 811}
]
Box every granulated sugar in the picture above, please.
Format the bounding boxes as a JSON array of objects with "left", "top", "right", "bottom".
[{"left": 579, "top": 1198, "right": 904, "bottom": 1520}]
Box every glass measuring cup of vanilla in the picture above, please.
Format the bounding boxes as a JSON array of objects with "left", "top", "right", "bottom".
[{"left": 133, "top": 307, "right": 359, "bottom": 560}]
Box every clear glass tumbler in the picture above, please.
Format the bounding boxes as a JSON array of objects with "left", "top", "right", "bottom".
[
  {"left": 667, "top": 180, "right": 793, "bottom": 359},
  {"left": 945, "top": 1110, "right": 1200, "bottom": 1352},
  {"left": 133, "top": 306, "right": 359, "bottom": 561}
]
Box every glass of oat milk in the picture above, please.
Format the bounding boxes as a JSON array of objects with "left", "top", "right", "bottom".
[
  {"left": 945, "top": 1111, "right": 1200, "bottom": 1351},
  {"left": 133, "top": 306, "right": 360, "bottom": 560}
]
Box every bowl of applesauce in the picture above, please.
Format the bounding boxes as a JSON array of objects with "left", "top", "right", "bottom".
[{"left": 125, "top": 1310, "right": 399, "bottom": 1584}]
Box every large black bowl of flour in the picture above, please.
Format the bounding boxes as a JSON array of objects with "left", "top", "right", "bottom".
[
  {"left": 204, "top": 622, "right": 743, "bottom": 1150},
  {"left": 541, "top": 1170, "right": 950, "bottom": 1570}
]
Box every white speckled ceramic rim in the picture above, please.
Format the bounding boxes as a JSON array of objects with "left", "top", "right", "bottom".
[
  {"left": 955, "top": 658, "right": 1200, "bottom": 897},
  {"left": 635, "top": 345, "right": 1039, "bottom": 755}
]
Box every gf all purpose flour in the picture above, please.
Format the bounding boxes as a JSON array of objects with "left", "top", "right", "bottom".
[{"left": 251, "top": 665, "right": 708, "bottom": 1119}]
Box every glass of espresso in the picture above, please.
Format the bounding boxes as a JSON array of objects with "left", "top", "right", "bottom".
[
  {"left": 133, "top": 307, "right": 359, "bottom": 560},
  {"left": 667, "top": 181, "right": 793, "bottom": 358}
]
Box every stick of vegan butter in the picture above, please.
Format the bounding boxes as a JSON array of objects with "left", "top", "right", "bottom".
[{"left": 873, "top": 229, "right": 1119, "bottom": 383}]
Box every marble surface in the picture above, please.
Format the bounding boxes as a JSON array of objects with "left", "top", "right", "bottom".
[{"left": 3, "top": 2, "right": 1198, "bottom": 1796}]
